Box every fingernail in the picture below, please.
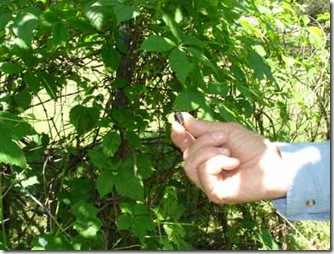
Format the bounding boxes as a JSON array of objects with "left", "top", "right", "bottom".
[{"left": 212, "top": 132, "right": 224, "bottom": 140}]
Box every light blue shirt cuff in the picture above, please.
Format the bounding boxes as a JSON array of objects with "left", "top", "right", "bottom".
[{"left": 272, "top": 142, "right": 330, "bottom": 221}]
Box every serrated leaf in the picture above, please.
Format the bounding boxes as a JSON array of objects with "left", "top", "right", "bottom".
[
  {"left": 169, "top": 48, "right": 194, "bottom": 84},
  {"left": 0, "top": 111, "right": 35, "bottom": 140},
  {"left": 140, "top": 35, "right": 176, "bottom": 52},
  {"left": 118, "top": 203, "right": 155, "bottom": 242},
  {"left": 113, "top": 4, "right": 140, "bottom": 25},
  {"left": 0, "top": 9, "right": 12, "bottom": 30},
  {"left": 0, "top": 137, "right": 26, "bottom": 168},
  {"left": 12, "top": 88, "right": 32, "bottom": 111},
  {"left": 132, "top": 214, "right": 155, "bottom": 242},
  {"left": 52, "top": 22, "right": 68, "bottom": 47},
  {"left": 181, "top": 34, "right": 205, "bottom": 48},
  {"left": 88, "top": 148, "right": 113, "bottom": 170},
  {"left": 0, "top": 63, "right": 24, "bottom": 74},
  {"left": 186, "top": 47, "right": 220, "bottom": 77},
  {"left": 101, "top": 45, "right": 120, "bottom": 71},
  {"left": 117, "top": 214, "right": 132, "bottom": 230},
  {"left": 115, "top": 160, "right": 144, "bottom": 201},
  {"left": 13, "top": 9, "right": 40, "bottom": 46},
  {"left": 247, "top": 49, "right": 274, "bottom": 81},
  {"left": 162, "top": 13, "right": 182, "bottom": 42},
  {"left": 72, "top": 201, "right": 102, "bottom": 238},
  {"left": 102, "top": 131, "right": 121, "bottom": 157},
  {"left": 174, "top": 89, "right": 206, "bottom": 111},
  {"left": 69, "top": 105, "right": 100, "bottom": 136},
  {"left": 96, "top": 169, "right": 115, "bottom": 198},
  {"left": 136, "top": 154, "right": 154, "bottom": 179}
]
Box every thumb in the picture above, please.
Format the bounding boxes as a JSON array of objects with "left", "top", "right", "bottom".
[
  {"left": 181, "top": 112, "right": 228, "bottom": 138},
  {"left": 171, "top": 121, "right": 195, "bottom": 152}
]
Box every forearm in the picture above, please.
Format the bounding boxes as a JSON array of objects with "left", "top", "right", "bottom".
[{"left": 272, "top": 141, "right": 330, "bottom": 221}]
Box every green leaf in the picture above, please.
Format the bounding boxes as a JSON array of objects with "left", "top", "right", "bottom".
[
  {"left": 169, "top": 48, "right": 194, "bottom": 84},
  {"left": 52, "top": 22, "right": 68, "bottom": 47},
  {"left": 84, "top": 5, "right": 104, "bottom": 31},
  {"left": 218, "top": 104, "right": 237, "bottom": 122},
  {"left": 12, "top": 88, "right": 32, "bottom": 111},
  {"left": 113, "top": 4, "right": 140, "bottom": 25},
  {"left": 132, "top": 213, "right": 155, "bottom": 242},
  {"left": 96, "top": 169, "right": 115, "bottom": 198},
  {"left": 186, "top": 47, "right": 220, "bottom": 76},
  {"left": 13, "top": 8, "right": 40, "bottom": 47},
  {"left": 0, "top": 9, "right": 12, "bottom": 30},
  {"left": 39, "top": 71, "right": 58, "bottom": 99},
  {"left": 256, "top": 229, "right": 279, "bottom": 250},
  {"left": 72, "top": 201, "right": 102, "bottom": 239},
  {"left": 140, "top": 35, "right": 176, "bottom": 52},
  {"left": 88, "top": 148, "right": 114, "bottom": 170},
  {"left": 174, "top": 89, "right": 206, "bottom": 111},
  {"left": 0, "top": 63, "right": 24, "bottom": 74},
  {"left": 206, "top": 82, "right": 229, "bottom": 97},
  {"left": 307, "top": 26, "right": 324, "bottom": 47},
  {"left": 247, "top": 49, "right": 274, "bottom": 81},
  {"left": 101, "top": 45, "right": 120, "bottom": 72},
  {"left": 0, "top": 137, "right": 27, "bottom": 168},
  {"left": 117, "top": 214, "right": 132, "bottom": 230},
  {"left": 136, "top": 154, "right": 154, "bottom": 179},
  {"left": 181, "top": 34, "right": 205, "bottom": 48},
  {"left": 162, "top": 13, "right": 182, "bottom": 42},
  {"left": 118, "top": 203, "right": 155, "bottom": 242},
  {"left": 102, "top": 131, "right": 122, "bottom": 157},
  {"left": 69, "top": 178, "right": 93, "bottom": 204},
  {"left": 0, "top": 111, "right": 35, "bottom": 140},
  {"left": 69, "top": 105, "right": 100, "bottom": 135},
  {"left": 32, "top": 234, "right": 72, "bottom": 250},
  {"left": 115, "top": 160, "right": 144, "bottom": 201}
]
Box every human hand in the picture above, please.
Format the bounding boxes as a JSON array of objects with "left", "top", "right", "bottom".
[{"left": 171, "top": 112, "right": 287, "bottom": 204}]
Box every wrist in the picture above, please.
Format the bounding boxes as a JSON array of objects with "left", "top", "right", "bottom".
[{"left": 261, "top": 144, "right": 288, "bottom": 200}]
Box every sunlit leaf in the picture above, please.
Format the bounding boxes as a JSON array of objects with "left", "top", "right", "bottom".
[
  {"left": 21, "top": 176, "right": 39, "bottom": 188},
  {"left": 72, "top": 201, "right": 102, "bottom": 239},
  {"left": 162, "top": 13, "right": 182, "bottom": 42},
  {"left": 12, "top": 7, "right": 40, "bottom": 47},
  {"left": 247, "top": 49, "right": 275, "bottom": 81},
  {"left": 174, "top": 89, "right": 206, "bottom": 111},
  {"left": 169, "top": 48, "right": 194, "bottom": 84},
  {"left": 0, "top": 111, "right": 35, "bottom": 140},
  {"left": 140, "top": 35, "right": 176, "bottom": 52},
  {"left": 0, "top": 137, "right": 26, "bottom": 168}
]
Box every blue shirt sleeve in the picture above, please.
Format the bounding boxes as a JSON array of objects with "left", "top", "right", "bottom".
[{"left": 272, "top": 142, "right": 330, "bottom": 221}]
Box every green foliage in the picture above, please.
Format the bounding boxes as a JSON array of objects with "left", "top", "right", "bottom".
[{"left": 0, "top": 0, "right": 329, "bottom": 250}]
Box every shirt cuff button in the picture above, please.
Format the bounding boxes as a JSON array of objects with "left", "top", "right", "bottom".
[{"left": 306, "top": 199, "right": 316, "bottom": 207}]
